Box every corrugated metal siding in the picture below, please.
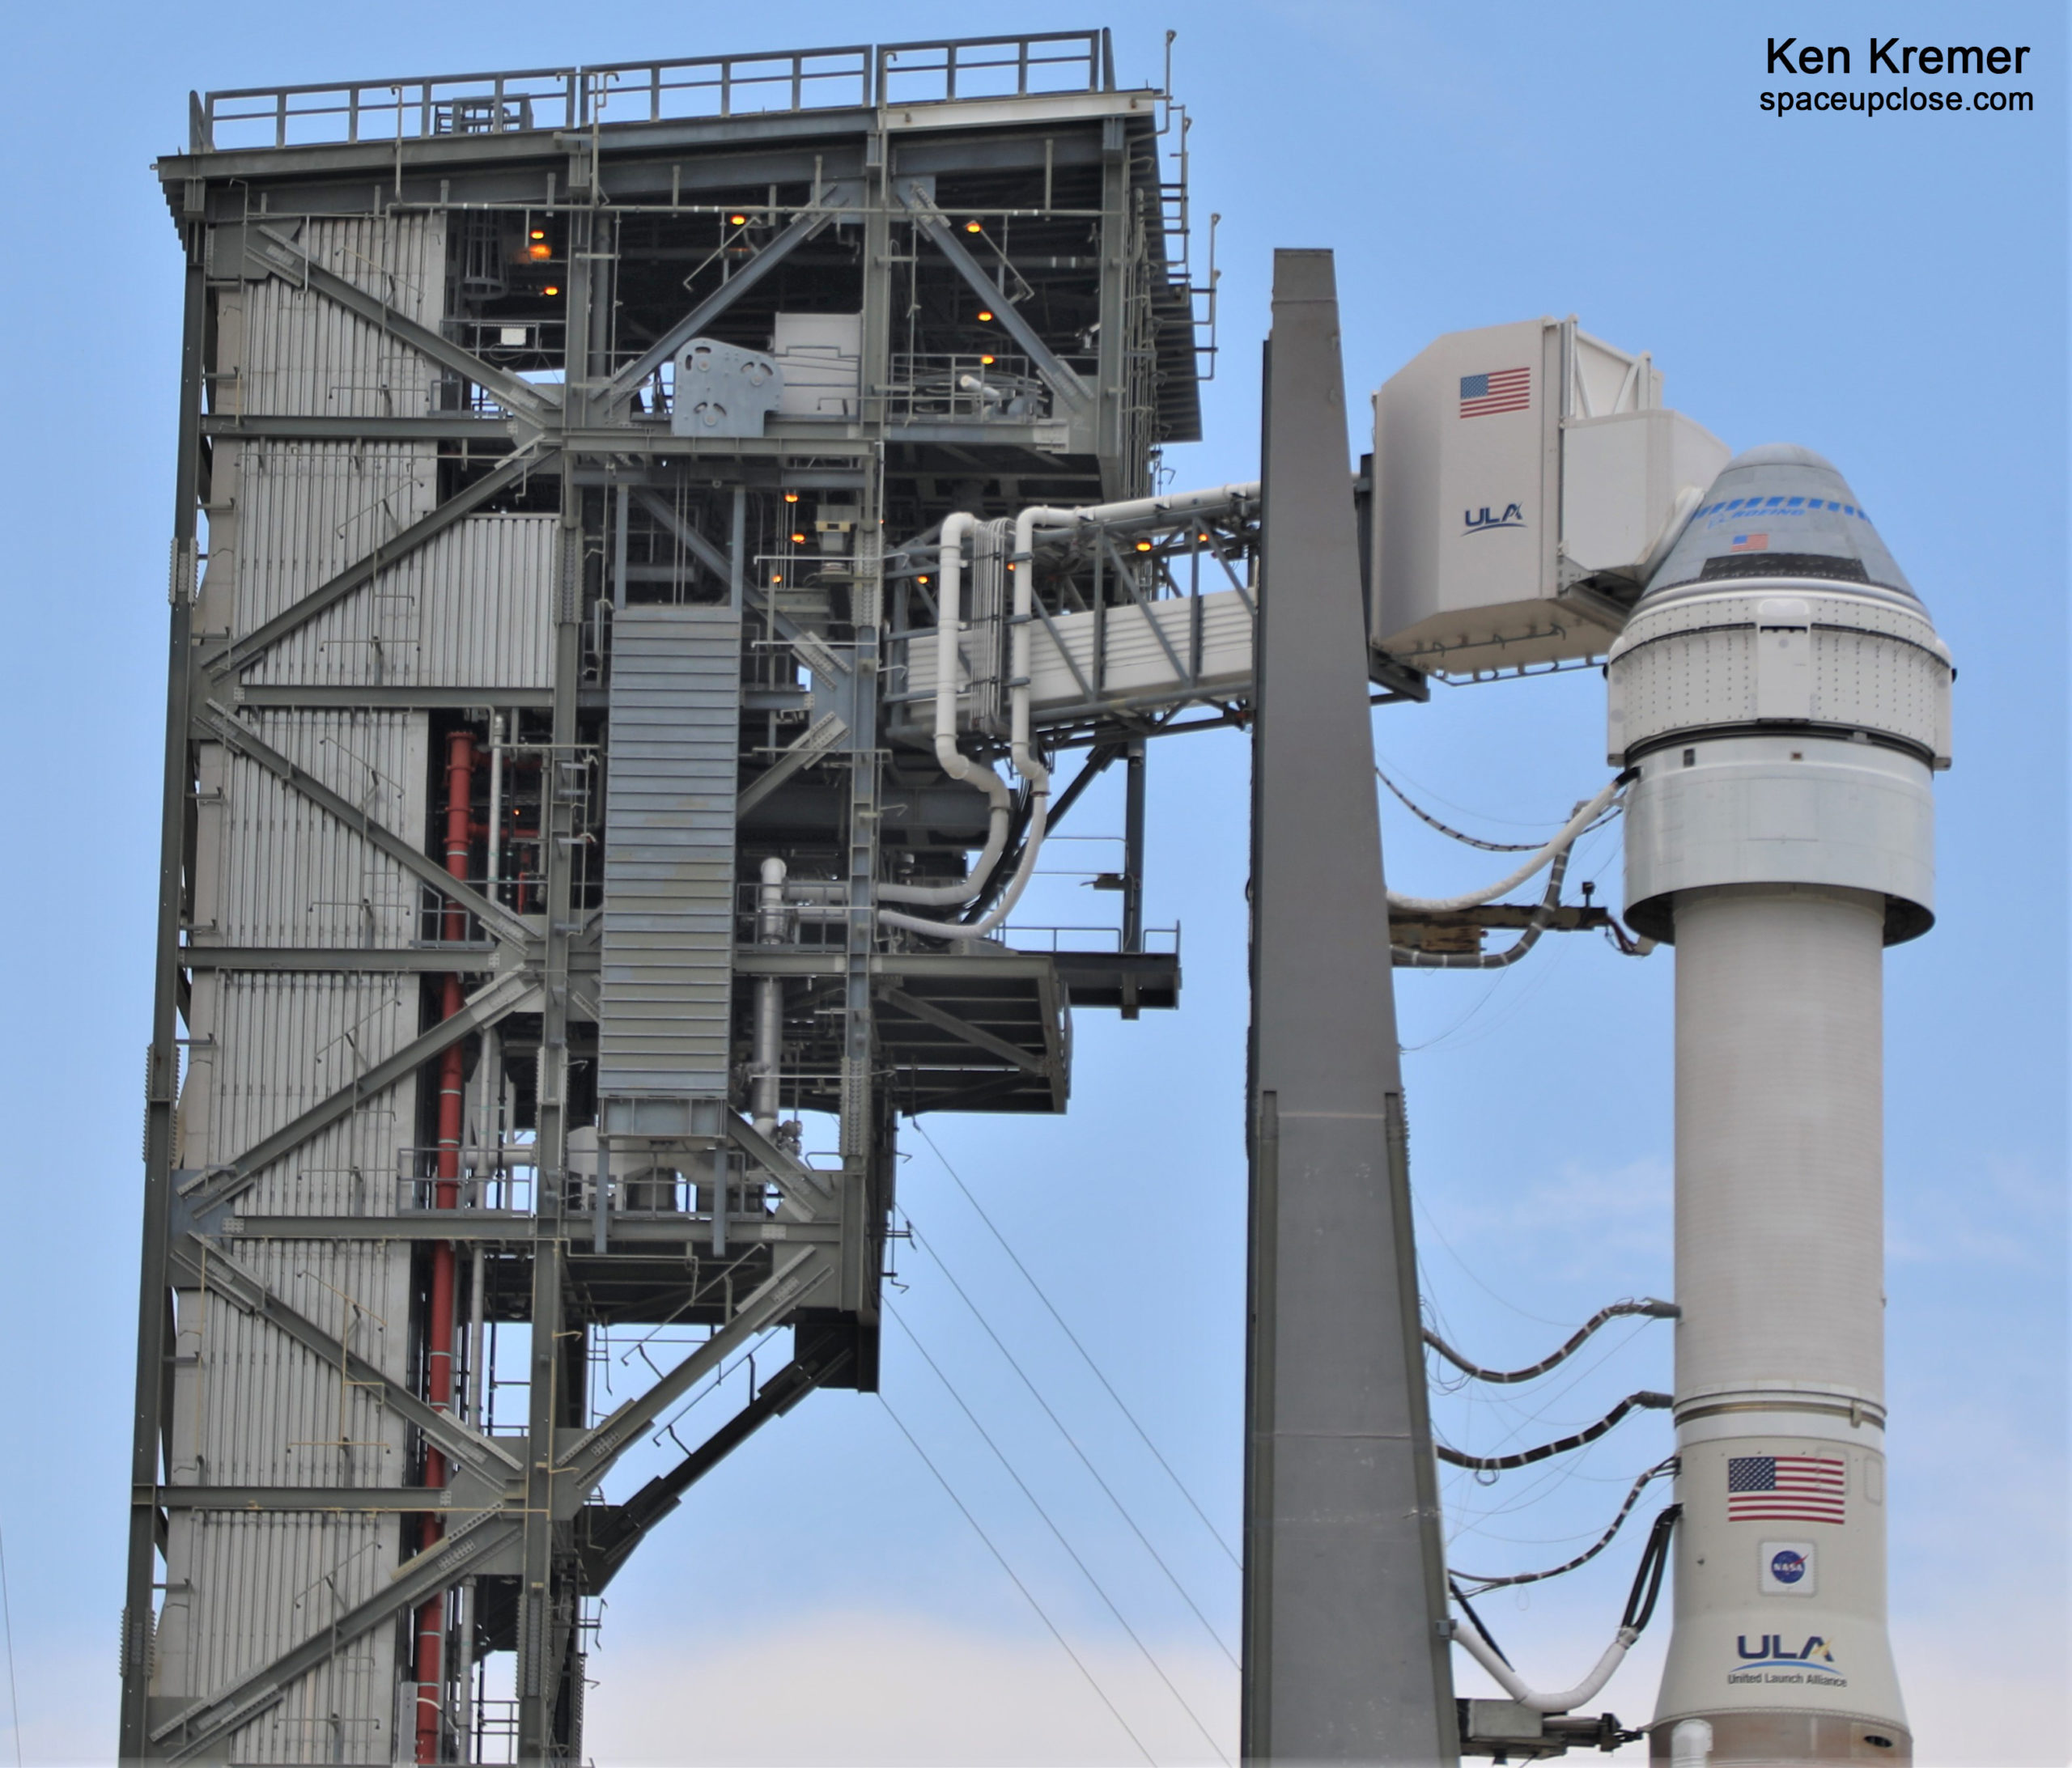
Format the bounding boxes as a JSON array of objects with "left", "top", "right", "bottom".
[
  {"left": 216, "top": 447, "right": 551, "bottom": 689},
  {"left": 408, "top": 511, "right": 558, "bottom": 686},
  {"left": 159, "top": 1511, "right": 400, "bottom": 1765},
  {"left": 163, "top": 966, "right": 420, "bottom": 1761},
  {"left": 230, "top": 214, "right": 447, "bottom": 420},
  {"left": 226, "top": 440, "right": 439, "bottom": 686},
  {"left": 600, "top": 606, "right": 743, "bottom": 1100},
  {"left": 196, "top": 710, "right": 429, "bottom": 948},
  {"left": 162, "top": 214, "right": 459, "bottom": 1764}
]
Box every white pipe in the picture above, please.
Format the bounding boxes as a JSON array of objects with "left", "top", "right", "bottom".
[
  {"left": 1386, "top": 778, "right": 1624, "bottom": 914},
  {"left": 881, "top": 511, "right": 1013, "bottom": 907},
  {"left": 753, "top": 858, "right": 786, "bottom": 1138},
  {"left": 882, "top": 485, "right": 1257, "bottom": 943},
  {"left": 1451, "top": 1610, "right": 1637, "bottom": 1715},
  {"left": 485, "top": 714, "right": 504, "bottom": 893}
]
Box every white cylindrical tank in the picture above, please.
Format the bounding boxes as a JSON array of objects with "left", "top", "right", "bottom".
[{"left": 1607, "top": 445, "right": 1952, "bottom": 1766}]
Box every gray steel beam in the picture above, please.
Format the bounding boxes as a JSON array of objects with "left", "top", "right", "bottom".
[
  {"left": 200, "top": 413, "right": 520, "bottom": 442},
  {"left": 154, "top": 1507, "right": 520, "bottom": 1762},
  {"left": 146, "top": 1248, "right": 823, "bottom": 1763},
  {"left": 561, "top": 1249, "right": 829, "bottom": 1493},
  {"left": 1242, "top": 250, "right": 1457, "bottom": 1766},
  {"left": 165, "top": 1235, "right": 520, "bottom": 1482},
  {"left": 194, "top": 702, "right": 532, "bottom": 945},
  {"left": 215, "top": 1213, "right": 843, "bottom": 1244},
  {"left": 736, "top": 711, "right": 850, "bottom": 815},
  {"left": 879, "top": 986, "right": 1051, "bottom": 1076},
  {"left": 602, "top": 186, "right": 857, "bottom": 404},
  {"left": 149, "top": 1486, "right": 507, "bottom": 1512},
  {"left": 242, "top": 223, "right": 556, "bottom": 421},
  {"left": 122, "top": 208, "right": 207, "bottom": 1766},
  {"left": 897, "top": 180, "right": 1093, "bottom": 413},
  {"left": 231, "top": 685, "right": 563, "bottom": 710},
  {"left": 178, "top": 943, "right": 501, "bottom": 973},
  {"left": 174, "top": 968, "right": 539, "bottom": 1224},
  {"left": 200, "top": 446, "right": 551, "bottom": 683}
]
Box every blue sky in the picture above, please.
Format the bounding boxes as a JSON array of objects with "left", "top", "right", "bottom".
[{"left": 0, "top": 3, "right": 2061, "bottom": 1763}]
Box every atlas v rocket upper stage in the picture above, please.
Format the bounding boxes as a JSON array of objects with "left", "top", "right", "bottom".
[{"left": 1608, "top": 445, "right": 1953, "bottom": 1765}]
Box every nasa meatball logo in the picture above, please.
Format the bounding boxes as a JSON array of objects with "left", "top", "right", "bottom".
[{"left": 1760, "top": 1539, "right": 1817, "bottom": 1597}]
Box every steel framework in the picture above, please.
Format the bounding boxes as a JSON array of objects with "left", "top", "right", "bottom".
[{"left": 127, "top": 32, "right": 1229, "bottom": 1766}]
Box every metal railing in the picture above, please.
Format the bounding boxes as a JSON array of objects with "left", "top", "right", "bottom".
[
  {"left": 887, "top": 351, "right": 1054, "bottom": 424},
  {"left": 196, "top": 32, "right": 1117, "bottom": 152}
]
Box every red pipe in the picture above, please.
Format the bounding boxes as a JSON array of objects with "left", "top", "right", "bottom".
[{"left": 418, "top": 730, "right": 474, "bottom": 1764}]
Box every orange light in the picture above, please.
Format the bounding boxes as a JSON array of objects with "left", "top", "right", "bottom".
[
  {"left": 529, "top": 228, "right": 546, "bottom": 240},
  {"left": 979, "top": 354, "right": 995, "bottom": 365},
  {"left": 917, "top": 574, "right": 930, "bottom": 585},
  {"left": 771, "top": 573, "right": 783, "bottom": 586},
  {"left": 783, "top": 491, "right": 800, "bottom": 503},
  {"left": 729, "top": 213, "right": 748, "bottom": 226},
  {"left": 1136, "top": 540, "right": 1153, "bottom": 552},
  {"left": 528, "top": 243, "right": 552, "bottom": 261},
  {"left": 791, "top": 532, "right": 807, "bottom": 545},
  {"left": 965, "top": 220, "right": 982, "bottom": 233},
  {"left": 976, "top": 310, "right": 994, "bottom": 322},
  {"left": 543, "top": 284, "right": 560, "bottom": 296}
]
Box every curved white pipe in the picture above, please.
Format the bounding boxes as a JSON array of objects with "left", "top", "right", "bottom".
[
  {"left": 882, "top": 511, "right": 1013, "bottom": 907},
  {"left": 1451, "top": 1610, "right": 1637, "bottom": 1714},
  {"left": 1386, "top": 778, "right": 1624, "bottom": 914},
  {"left": 884, "top": 485, "right": 1258, "bottom": 943}
]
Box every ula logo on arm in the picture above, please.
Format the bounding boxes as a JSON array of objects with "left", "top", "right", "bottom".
[{"left": 1463, "top": 503, "right": 1526, "bottom": 535}]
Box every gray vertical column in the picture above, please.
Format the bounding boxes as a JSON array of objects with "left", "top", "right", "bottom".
[{"left": 1243, "top": 248, "right": 1455, "bottom": 1766}]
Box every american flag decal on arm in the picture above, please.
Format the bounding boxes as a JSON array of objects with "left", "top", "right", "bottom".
[
  {"left": 1458, "top": 367, "right": 1531, "bottom": 418},
  {"left": 1728, "top": 1455, "right": 1846, "bottom": 1525}
]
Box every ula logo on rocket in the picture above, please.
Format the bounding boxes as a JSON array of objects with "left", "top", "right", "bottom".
[
  {"left": 1463, "top": 502, "right": 1526, "bottom": 535},
  {"left": 1736, "top": 1634, "right": 1837, "bottom": 1668}
]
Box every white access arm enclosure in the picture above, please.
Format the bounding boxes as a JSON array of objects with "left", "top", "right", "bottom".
[{"left": 1371, "top": 317, "right": 1727, "bottom": 676}]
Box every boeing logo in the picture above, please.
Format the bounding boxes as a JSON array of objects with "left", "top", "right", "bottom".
[{"left": 1463, "top": 502, "right": 1526, "bottom": 535}]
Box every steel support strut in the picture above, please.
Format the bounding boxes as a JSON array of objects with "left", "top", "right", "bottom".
[
  {"left": 1242, "top": 249, "right": 1457, "bottom": 1766},
  {"left": 121, "top": 195, "right": 210, "bottom": 1768}
]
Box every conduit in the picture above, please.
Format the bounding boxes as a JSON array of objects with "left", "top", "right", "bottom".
[
  {"left": 1426, "top": 1299, "right": 1679, "bottom": 1384},
  {"left": 1386, "top": 777, "right": 1624, "bottom": 915},
  {"left": 416, "top": 727, "right": 474, "bottom": 1764},
  {"left": 1448, "top": 1505, "right": 1677, "bottom": 1714},
  {"left": 878, "top": 511, "right": 1012, "bottom": 909},
  {"left": 1436, "top": 1390, "right": 1671, "bottom": 1471},
  {"left": 881, "top": 486, "right": 1255, "bottom": 943},
  {"left": 753, "top": 858, "right": 787, "bottom": 1138},
  {"left": 1393, "top": 847, "right": 1573, "bottom": 970}
]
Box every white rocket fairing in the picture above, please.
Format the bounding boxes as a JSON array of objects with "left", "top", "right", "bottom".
[{"left": 1607, "top": 446, "right": 1952, "bottom": 1766}]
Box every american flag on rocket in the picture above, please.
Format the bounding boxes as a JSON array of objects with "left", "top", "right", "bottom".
[
  {"left": 1728, "top": 1455, "right": 1846, "bottom": 1525},
  {"left": 1458, "top": 367, "right": 1531, "bottom": 418}
]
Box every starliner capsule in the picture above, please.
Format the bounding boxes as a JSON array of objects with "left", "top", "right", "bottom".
[{"left": 1607, "top": 446, "right": 1953, "bottom": 1766}]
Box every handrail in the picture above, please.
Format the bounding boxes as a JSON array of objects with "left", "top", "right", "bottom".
[{"left": 197, "top": 32, "right": 1123, "bottom": 151}]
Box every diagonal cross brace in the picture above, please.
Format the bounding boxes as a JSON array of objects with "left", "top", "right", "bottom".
[
  {"left": 245, "top": 224, "right": 555, "bottom": 422},
  {"left": 603, "top": 186, "right": 858, "bottom": 404},
  {"left": 737, "top": 711, "right": 849, "bottom": 816},
  {"left": 629, "top": 488, "right": 843, "bottom": 668},
  {"left": 164, "top": 1234, "right": 520, "bottom": 1482},
  {"left": 201, "top": 445, "right": 552, "bottom": 682},
  {"left": 897, "top": 181, "right": 1093, "bottom": 413},
  {"left": 174, "top": 967, "right": 539, "bottom": 1224},
  {"left": 195, "top": 701, "right": 533, "bottom": 946},
  {"left": 880, "top": 986, "right": 1051, "bottom": 1076},
  {"left": 562, "top": 1248, "right": 829, "bottom": 1494},
  {"left": 151, "top": 1254, "right": 827, "bottom": 1760},
  {"left": 155, "top": 1503, "right": 518, "bottom": 1760}
]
